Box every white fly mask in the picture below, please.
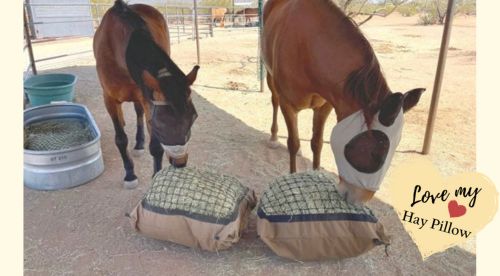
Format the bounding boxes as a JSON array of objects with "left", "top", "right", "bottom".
[
  {"left": 330, "top": 109, "right": 403, "bottom": 192},
  {"left": 329, "top": 88, "right": 425, "bottom": 192}
]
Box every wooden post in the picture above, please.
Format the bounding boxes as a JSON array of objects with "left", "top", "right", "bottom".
[
  {"left": 232, "top": 0, "right": 235, "bottom": 25},
  {"left": 258, "top": 0, "right": 264, "bottom": 92},
  {"left": 24, "top": 5, "right": 37, "bottom": 75},
  {"left": 422, "top": 0, "right": 456, "bottom": 154},
  {"left": 193, "top": 0, "right": 201, "bottom": 65}
]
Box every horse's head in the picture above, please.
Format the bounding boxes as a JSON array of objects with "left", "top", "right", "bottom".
[
  {"left": 125, "top": 28, "right": 200, "bottom": 168},
  {"left": 331, "top": 88, "right": 425, "bottom": 204},
  {"left": 143, "top": 65, "right": 200, "bottom": 168}
]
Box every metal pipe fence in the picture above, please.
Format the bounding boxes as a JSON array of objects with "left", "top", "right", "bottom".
[{"left": 24, "top": 1, "right": 265, "bottom": 91}]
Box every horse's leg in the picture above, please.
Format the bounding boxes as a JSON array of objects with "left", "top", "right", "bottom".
[
  {"left": 311, "top": 103, "right": 333, "bottom": 170},
  {"left": 104, "top": 96, "right": 138, "bottom": 189},
  {"left": 143, "top": 104, "right": 164, "bottom": 176},
  {"left": 266, "top": 73, "right": 280, "bottom": 149},
  {"left": 149, "top": 133, "right": 164, "bottom": 176},
  {"left": 280, "top": 100, "right": 300, "bottom": 173},
  {"left": 132, "top": 101, "right": 145, "bottom": 157}
]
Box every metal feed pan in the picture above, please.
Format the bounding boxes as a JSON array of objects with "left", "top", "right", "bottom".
[{"left": 24, "top": 103, "right": 104, "bottom": 190}]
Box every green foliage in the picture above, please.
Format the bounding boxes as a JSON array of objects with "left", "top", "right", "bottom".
[
  {"left": 397, "top": 1, "right": 419, "bottom": 17},
  {"left": 418, "top": 10, "right": 439, "bottom": 25},
  {"left": 456, "top": 0, "right": 476, "bottom": 15},
  {"left": 405, "top": 0, "right": 476, "bottom": 25},
  {"left": 333, "top": 0, "right": 410, "bottom": 25}
]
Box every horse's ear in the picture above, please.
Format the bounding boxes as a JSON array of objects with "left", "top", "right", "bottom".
[
  {"left": 186, "top": 65, "right": 200, "bottom": 85},
  {"left": 403, "top": 88, "right": 426, "bottom": 113},
  {"left": 378, "top": 92, "right": 404, "bottom": 127}
]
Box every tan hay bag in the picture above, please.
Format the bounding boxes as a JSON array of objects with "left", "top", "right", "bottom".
[
  {"left": 129, "top": 166, "right": 256, "bottom": 251},
  {"left": 257, "top": 171, "right": 390, "bottom": 261}
]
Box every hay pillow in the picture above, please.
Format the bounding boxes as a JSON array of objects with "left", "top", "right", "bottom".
[
  {"left": 257, "top": 171, "right": 390, "bottom": 261},
  {"left": 129, "top": 166, "right": 256, "bottom": 251}
]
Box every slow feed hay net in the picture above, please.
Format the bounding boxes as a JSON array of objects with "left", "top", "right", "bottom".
[
  {"left": 257, "top": 171, "right": 389, "bottom": 261},
  {"left": 24, "top": 118, "right": 94, "bottom": 151},
  {"left": 143, "top": 166, "right": 250, "bottom": 224},
  {"left": 130, "top": 166, "right": 256, "bottom": 251},
  {"left": 258, "top": 171, "right": 376, "bottom": 220}
]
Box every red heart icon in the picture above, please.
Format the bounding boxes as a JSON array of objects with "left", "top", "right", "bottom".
[{"left": 448, "top": 200, "right": 467, "bottom": 218}]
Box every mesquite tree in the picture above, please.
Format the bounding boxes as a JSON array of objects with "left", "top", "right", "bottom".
[{"left": 335, "top": 0, "right": 409, "bottom": 25}]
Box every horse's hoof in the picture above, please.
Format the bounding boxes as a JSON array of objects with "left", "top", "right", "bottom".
[
  {"left": 132, "top": 149, "right": 145, "bottom": 157},
  {"left": 267, "top": 139, "right": 280, "bottom": 149},
  {"left": 123, "top": 178, "right": 139, "bottom": 189}
]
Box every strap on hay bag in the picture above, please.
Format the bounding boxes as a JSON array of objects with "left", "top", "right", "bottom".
[
  {"left": 129, "top": 166, "right": 256, "bottom": 251},
  {"left": 257, "top": 171, "right": 390, "bottom": 261}
]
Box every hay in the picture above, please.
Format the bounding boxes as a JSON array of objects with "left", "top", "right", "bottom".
[
  {"left": 24, "top": 118, "right": 95, "bottom": 151},
  {"left": 142, "top": 166, "right": 249, "bottom": 224},
  {"left": 259, "top": 171, "right": 374, "bottom": 217}
]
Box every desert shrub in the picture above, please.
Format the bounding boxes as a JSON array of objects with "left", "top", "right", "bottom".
[
  {"left": 457, "top": 0, "right": 476, "bottom": 15},
  {"left": 397, "top": 2, "right": 419, "bottom": 17},
  {"left": 418, "top": 11, "right": 439, "bottom": 25}
]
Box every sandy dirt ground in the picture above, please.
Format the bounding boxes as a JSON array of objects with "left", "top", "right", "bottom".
[{"left": 24, "top": 14, "right": 476, "bottom": 275}]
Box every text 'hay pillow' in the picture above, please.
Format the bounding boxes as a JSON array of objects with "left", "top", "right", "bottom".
[
  {"left": 129, "top": 166, "right": 256, "bottom": 251},
  {"left": 257, "top": 171, "right": 390, "bottom": 261}
]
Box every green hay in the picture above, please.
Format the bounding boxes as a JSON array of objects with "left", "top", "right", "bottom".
[
  {"left": 259, "top": 171, "right": 374, "bottom": 217},
  {"left": 24, "top": 118, "right": 94, "bottom": 151},
  {"left": 143, "top": 166, "right": 248, "bottom": 222}
]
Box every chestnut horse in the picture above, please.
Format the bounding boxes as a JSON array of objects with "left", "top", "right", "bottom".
[
  {"left": 262, "top": 0, "right": 425, "bottom": 203},
  {"left": 94, "top": 0, "right": 199, "bottom": 189},
  {"left": 212, "top": 8, "right": 227, "bottom": 27}
]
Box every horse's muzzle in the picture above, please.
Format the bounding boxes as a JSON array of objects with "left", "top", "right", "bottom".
[
  {"left": 162, "top": 144, "right": 189, "bottom": 168},
  {"left": 169, "top": 154, "right": 188, "bottom": 168}
]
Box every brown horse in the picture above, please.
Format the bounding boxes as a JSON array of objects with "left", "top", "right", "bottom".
[
  {"left": 236, "top": 8, "right": 258, "bottom": 25},
  {"left": 212, "top": 8, "right": 227, "bottom": 27},
  {"left": 93, "top": 0, "right": 199, "bottom": 189},
  {"left": 262, "top": 0, "right": 425, "bottom": 203}
]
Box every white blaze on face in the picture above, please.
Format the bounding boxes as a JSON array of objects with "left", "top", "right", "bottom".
[{"left": 161, "top": 143, "right": 189, "bottom": 159}]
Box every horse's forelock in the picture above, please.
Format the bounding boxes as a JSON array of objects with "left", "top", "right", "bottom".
[
  {"left": 158, "top": 76, "right": 189, "bottom": 113},
  {"left": 344, "top": 53, "right": 390, "bottom": 129}
]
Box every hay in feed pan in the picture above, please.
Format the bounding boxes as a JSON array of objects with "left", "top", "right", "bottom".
[{"left": 24, "top": 118, "right": 94, "bottom": 151}]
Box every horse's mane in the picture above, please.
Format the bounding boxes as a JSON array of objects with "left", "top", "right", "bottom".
[
  {"left": 112, "top": 0, "right": 188, "bottom": 109},
  {"left": 324, "top": 0, "right": 391, "bottom": 127}
]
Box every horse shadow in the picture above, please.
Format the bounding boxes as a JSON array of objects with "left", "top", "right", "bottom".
[{"left": 24, "top": 65, "right": 475, "bottom": 275}]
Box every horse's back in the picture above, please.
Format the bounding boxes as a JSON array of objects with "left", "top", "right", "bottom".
[
  {"left": 263, "top": 0, "right": 368, "bottom": 108},
  {"left": 93, "top": 3, "right": 170, "bottom": 102},
  {"left": 130, "top": 4, "right": 170, "bottom": 53}
]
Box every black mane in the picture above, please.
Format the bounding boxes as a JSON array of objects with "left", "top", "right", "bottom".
[{"left": 112, "top": 0, "right": 188, "bottom": 110}]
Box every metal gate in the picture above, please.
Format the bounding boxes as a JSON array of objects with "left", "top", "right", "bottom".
[{"left": 26, "top": 0, "right": 94, "bottom": 39}]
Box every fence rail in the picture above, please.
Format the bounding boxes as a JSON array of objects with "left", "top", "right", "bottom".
[{"left": 24, "top": 1, "right": 265, "bottom": 91}]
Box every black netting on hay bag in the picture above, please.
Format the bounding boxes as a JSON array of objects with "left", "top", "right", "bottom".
[
  {"left": 258, "top": 171, "right": 377, "bottom": 223},
  {"left": 142, "top": 166, "right": 249, "bottom": 225},
  {"left": 24, "top": 118, "right": 95, "bottom": 151}
]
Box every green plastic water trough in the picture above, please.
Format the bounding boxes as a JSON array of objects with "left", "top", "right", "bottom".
[{"left": 24, "top": 73, "right": 77, "bottom": 106}]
